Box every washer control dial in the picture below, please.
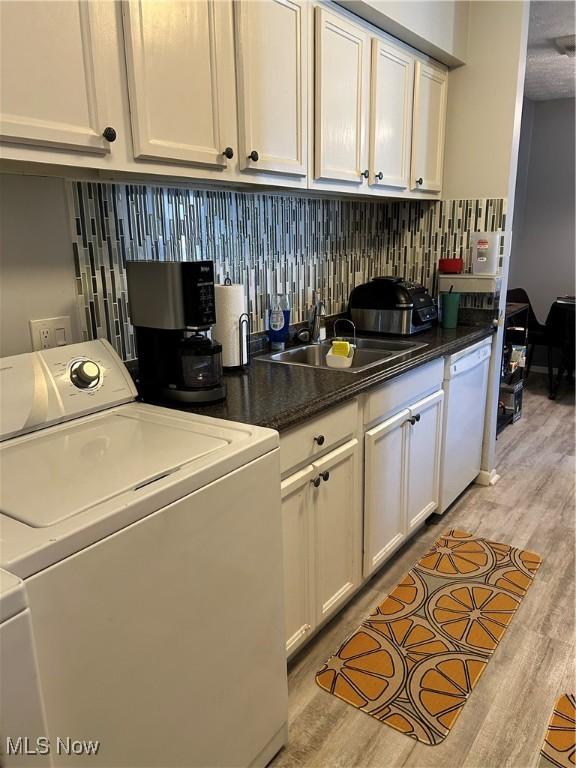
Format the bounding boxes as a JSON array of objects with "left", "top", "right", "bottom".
[{"left": 70, "top": 360, "right": 101, "bottom": 389}]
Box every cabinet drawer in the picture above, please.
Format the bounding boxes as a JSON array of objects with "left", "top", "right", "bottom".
[
  {"left": 364, "top": 359, "right": 443, "bottom": 427},
  {"left": 280, "top": 399, "right": 358, "bottom": 475}
]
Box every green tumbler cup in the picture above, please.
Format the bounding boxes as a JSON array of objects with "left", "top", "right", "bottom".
[{"left": 441, "top": 292, "right": 460, "bottom": 329}]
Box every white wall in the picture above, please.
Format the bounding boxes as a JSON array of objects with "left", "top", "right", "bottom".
[
  {"left": 0, "top": 174, "right": 79, "bottom": 357},
  {"left": 438, "top": 0, "right": 529, "bottom": 482},
  {"left": 509, "top": 97, "right": 576, "bottom": 323},
  {"left": 442, "top": 0, "right": 528, "bottom": 201},
  {"left": 336, "top": 0, "right": 469, "bottom": 66},
  {"left": 510, "top": 98, "right": 535, "bottom": 262}
]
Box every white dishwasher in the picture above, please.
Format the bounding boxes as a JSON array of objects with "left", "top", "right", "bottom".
[{"left": 439, "top": 337, "right": 492, "bottom": 513}]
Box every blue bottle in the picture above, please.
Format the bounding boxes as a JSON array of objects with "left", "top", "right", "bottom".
[{"left": 268, "top": 294, "right": 290, "bottom": 350}]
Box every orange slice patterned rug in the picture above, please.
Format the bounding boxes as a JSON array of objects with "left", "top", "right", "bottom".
[
  {"left": 539, "top": 694, "right": 576, "bottom": 768},
  {"left": 315, "top": 529, "right": 542, "bottom": 745}
]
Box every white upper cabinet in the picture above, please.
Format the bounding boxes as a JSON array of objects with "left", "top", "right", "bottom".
[
  {"left": 411, "top": 60, "right": 448, "bottom": 193},
  {"left": 0, "top": 1, "right": 111, "bottom": 154},
  {"left": 314, "top": 7, "right": 370, "bottom": 185},
  {"left": 369, "top": 38, "right": 414, "bottom": 191},
  {"left": 234, "top": 0, "right": 308, "bottom": 176},
  {"left": 122, "top": 0, "right": 236, "bottom": 168},
  {"left": 0, "top": 0, "right": 449, "bottom": 195}
]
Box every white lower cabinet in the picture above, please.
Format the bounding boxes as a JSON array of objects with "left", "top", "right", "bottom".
[
  {"left": 364, "top": 408, "right": 410, "bottom": 575},
  {"left": 281, "top": 438, "right": 361, "bottom": 656},
  {"left": 280, "top": 368, "right": 445, "bottom": 655},
  {"left": 364, "top": 389, "right": 444, "bottom": 577},
  {"left": 281, "top": 466, "right": 315, "bottom": 657},
  {"left": 406, "top": 391, "right": 444, "bottom": 531},
  {"left": 312, "top": 440, "right": 362, "bottom": 623}
]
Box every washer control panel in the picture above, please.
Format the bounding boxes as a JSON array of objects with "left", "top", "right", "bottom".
[{"left": 0, "top": 340, "right": 138, "bottom": 441}]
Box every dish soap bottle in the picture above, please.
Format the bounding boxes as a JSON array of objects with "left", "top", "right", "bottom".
[{"left": 268, "top": 293, "right": 290, "bottom": 350}]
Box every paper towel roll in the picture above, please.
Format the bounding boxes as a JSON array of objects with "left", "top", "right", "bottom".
[{"left": 213, "top": 284, "right": 248, "bottom": 368}]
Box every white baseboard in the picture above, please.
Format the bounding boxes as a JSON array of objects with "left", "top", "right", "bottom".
[{"left": 475, "top": 469, "right": 501, "bottom": 487}]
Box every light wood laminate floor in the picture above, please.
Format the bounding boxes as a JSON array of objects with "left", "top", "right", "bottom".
[{"left": 272, "top": 375, "right": 575, "bottom": 768}]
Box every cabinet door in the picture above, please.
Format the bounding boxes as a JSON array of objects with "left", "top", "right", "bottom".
[
  {"left": 406, "top": 390, "right": 444, "bottom": 531},
  {"left": 314, "top": 7, "right": 370, "bottom": 185},
  {"left": 312, "top": 439, "right": 361, "bottom": 623},
  {"left": 0, "top": 1, "right": 110, "bottom": 154},
  {"left": 122, "top": 0, "right": 235, "bottom": 167},
  {"left": 369, "top": 38, "right": 414, "bottom": 190},
  {"left": 364, "top": 409, "right": 409, "bottom": 576},
  {"left": 281, "top": 466, "right": 315, "bottom": 656},
  {"left": 235, "top": 0, "right": 307, "bottom": 176},
  {"left": 411, "top": 61, "right": 448, "bottom": 192}
]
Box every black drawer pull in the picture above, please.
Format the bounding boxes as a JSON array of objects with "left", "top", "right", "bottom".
[{"left": 314, "top": 435, "right": 325, "bottom": 446}]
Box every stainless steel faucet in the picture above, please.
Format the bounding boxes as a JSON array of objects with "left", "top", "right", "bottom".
[
  {"left": 295, "top": 292, "right": 325, "bottom": 344},
  {"left": 309, "top": 295, "right": 325, "bottom": 343}
]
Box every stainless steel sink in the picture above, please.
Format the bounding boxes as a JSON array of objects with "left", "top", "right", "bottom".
[{"left": 258, "top": 337, "right": 427, "bottom": 373}]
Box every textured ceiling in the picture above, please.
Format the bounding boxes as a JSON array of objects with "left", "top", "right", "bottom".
[{"left": 524, "top": 0, "right": 576, "bottom": 100}]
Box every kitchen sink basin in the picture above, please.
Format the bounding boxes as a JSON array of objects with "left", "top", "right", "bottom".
[{"left": 258, "top": 337, "right": 427, "bottom": 373}]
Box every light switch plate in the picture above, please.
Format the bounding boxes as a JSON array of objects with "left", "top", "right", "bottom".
[{"left": 29, "top": 316, "right": 72, "bottom": 351}]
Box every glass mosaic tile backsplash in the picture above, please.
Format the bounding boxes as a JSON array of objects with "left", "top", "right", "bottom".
[{"left": 66, "top": 181, "right": 506, "bottom": 360}]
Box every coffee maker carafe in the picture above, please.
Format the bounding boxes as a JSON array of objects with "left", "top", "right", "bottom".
[{"left": 126, "top": 261, "right": 226, "bottom": 403}]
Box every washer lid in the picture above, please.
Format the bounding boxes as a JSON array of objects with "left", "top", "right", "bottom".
[{"left": 0, "top": 408, "right": 228, "bottom": 527}]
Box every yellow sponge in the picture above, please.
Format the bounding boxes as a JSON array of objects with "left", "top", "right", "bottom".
[{"left": 331, "top": 340, "right": 351, "bottom": 357}]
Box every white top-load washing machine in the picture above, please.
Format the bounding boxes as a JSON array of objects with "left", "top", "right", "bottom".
[
  {"left": 0, "top": 340, "right": 287, "bottom": 767},
  {"left": 0, "top": 570, "right": 51, "bottom": 767}
]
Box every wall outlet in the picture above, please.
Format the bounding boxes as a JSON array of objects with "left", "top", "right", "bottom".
[{"left": 29, "top": 316, "right": 72, "bottom": 351}]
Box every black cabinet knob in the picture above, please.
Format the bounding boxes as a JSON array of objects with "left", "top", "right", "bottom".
[
  {"left": 414, "top": 413, "right": 421, "bottom": 422},
  {"left": 314, "top": 435, "right": 325, "bottom": 446},
  {"left": 376, "top": 171, "right": 383, "bottom": 180},
  {"left": 361, "top": 169, "right": 369, "bottom": 179},
  {"left": 249, "top": 150, "right": 259, "bottom": 162},
  {"left": 320, "top": 471, "right": 330, "bottom": 482},
  {"left": 102, "top": 127, "right": 117, "bottom": 143},
  {"left": 223, "top": 147, "right": 234, "bottom": 159},
  {"left": 311, "top": 477, "right": 321, "bottom": 488},
  {"left": 407, "top": 416, "right": 417, "bottom": 426},
  {"left": 416, "top": 177, "right": 423, "bottom": 185}
]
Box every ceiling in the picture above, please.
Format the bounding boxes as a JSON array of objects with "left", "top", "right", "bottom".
[{"left": 524, "top": 0, "right": 576, "bottom": 100}]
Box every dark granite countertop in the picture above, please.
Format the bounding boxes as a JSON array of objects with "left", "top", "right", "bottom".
[{"left": 145, "top": 324, "right": 495, "bottom": 433}]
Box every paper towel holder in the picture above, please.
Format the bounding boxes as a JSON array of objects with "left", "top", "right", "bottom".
[{"left": 238, "top": 312, "right": 250, "bottom": 367}]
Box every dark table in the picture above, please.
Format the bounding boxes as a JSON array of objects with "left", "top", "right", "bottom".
[{"left": 546, "top": 298, "right": 575, "bottom": 399}]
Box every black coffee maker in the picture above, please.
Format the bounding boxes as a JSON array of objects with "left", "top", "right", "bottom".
[{"left": 127, "top": 261, "right": 226, "bottom": 403}]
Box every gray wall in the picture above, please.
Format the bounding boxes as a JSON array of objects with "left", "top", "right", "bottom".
[
  {"left": 0, "top": 174, "right": 79, "bottom": 357},
  {"left": 509, "top": 97, "right": 576, "bottom": 323}
]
